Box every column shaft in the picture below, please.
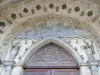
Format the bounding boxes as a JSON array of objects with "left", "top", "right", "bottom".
[
  {"left": 91, "top": 65, "right": 98, "bottom": 75},
  {"left": 11, "top": 66, "right": 24, "bottom": 75},
  {"left": 80, "top": 66, "right": 91, "bottom": 75},
  {"left": 98, "top": 66, "right": 100, "bottom": 75}
]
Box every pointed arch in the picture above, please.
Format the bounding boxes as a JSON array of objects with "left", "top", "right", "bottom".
[{"left": 16, "top": 37, "right": 83, "bottom": 66}]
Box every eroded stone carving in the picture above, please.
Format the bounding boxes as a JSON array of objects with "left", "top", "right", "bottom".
[
  {"left": 0, "top": 14, "right": 99, "bottom": 60},
  {"left": 10, "top": 44, "right": 20, "bottom": 60}
]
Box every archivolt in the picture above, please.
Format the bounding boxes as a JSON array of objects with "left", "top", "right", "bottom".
[
  {"left": 16, "top": 37, "right": 83, "bottom": 66},
  {"left": 1, "top": 14, "right": 100, "bottom": 60}
]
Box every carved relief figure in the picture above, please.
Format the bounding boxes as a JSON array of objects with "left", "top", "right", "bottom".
[{"left": 10, "top": 44, "right": 20, "bottom": 61}]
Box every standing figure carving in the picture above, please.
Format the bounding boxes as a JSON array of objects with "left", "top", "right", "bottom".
[
  {"left": 83, "top": 39, "right": 95, "bottom": 60},
  {"left": 10, "top": 44, "right": 20, "bottom": 61}
]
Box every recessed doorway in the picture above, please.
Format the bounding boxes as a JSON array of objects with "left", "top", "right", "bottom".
[
  {"left": 23, "top": 43, "right": 80, "bottom": 75},
  {"left": 24, "top": 69, "right": 80, "bottom": 75}
]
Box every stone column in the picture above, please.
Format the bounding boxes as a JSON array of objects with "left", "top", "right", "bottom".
[
  {"left": 1, "top": 65, "right": 12, "bottom": 75},
  {"left": 11, "top": 66, "right": 24, "bottom": 75},
  {"left": 98, "top": 66, "right": 100, "bottom": 75},
  {"left": 80, "top": 65, "right": 91, "bottom": 75},
  {"left": 89, "top": 60, "right": 100, "bottom": 75},
  {"left": 4, "top": 65, "right": 12, "bottom": 75},
  {"left": 91, "top": 65, "right": 98, "bottom": 75}
]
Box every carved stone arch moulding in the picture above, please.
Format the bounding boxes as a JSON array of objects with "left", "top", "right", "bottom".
[
  {"left": 1, "top": 14, "right": 100, "bottom": 60},
  {"left": 16, "top": 37, "right": 82, "bottom": 66},
  {"left": 25, "top": 43, "right": 77, "bottom": 68}
]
